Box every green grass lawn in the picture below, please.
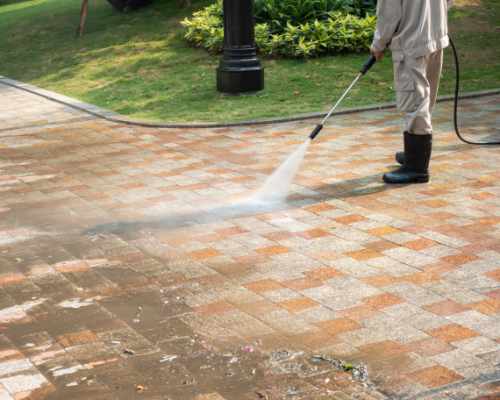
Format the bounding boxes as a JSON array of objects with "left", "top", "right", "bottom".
[{"left": 1, "top": 0, "right": 499, "bottom": 123}]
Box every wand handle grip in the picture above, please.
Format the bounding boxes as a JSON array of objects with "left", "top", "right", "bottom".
[{"left": 360, "top": 55, "right": 377, "bottom": 75}]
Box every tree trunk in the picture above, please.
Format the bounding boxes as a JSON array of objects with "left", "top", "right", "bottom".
[{"left": 77, "top": 0, "right": 89, "bottom": 37}]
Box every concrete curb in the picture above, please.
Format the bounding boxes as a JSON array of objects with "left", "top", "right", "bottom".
[{"left": 1, "top": 75, "right": 499, "bottom": 129}]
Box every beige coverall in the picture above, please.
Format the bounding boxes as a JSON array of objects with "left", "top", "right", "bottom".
[{"left": 372, "top": 0, "right": 453, "bottom": 135}]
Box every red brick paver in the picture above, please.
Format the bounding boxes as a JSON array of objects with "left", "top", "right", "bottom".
[{"left": 409, "top": 365, "right": 463, "bottom": 388}]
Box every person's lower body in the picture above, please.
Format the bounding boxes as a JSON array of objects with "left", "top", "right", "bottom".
[{"left": 384, "top": 49, "right": 443, "bottom": 184}]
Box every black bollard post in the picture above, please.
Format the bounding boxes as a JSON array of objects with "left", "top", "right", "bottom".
[{"left": 217, "top": 0, "right": 264, "bottom": 94}]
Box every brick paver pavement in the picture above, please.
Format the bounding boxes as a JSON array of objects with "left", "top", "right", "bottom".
[{"left": 0, "top": 81, "right": 499, "bottom": 400}]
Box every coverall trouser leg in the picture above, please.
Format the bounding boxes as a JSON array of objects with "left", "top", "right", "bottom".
[{"left": 393, "top": 49, "right": 443, "bottom": 135}]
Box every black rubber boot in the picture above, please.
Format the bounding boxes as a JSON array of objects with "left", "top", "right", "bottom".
[
  {"left": 383, "top": 132, "right": 432, "bottom": 184},
  {"left": 395, "top": 151, "right": 405, "bottom": 165},
  {"left": 395, "top": 131, "right": 410, "bottom": 165}
]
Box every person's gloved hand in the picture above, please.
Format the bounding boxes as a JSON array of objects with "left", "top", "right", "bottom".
[{"left": 370, "top": 47, "right": 385, "bottom": 61}]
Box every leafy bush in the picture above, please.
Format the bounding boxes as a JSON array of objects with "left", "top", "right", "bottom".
[
  {"left": 181, "top": 0, "right": 376, "bottom": 58},
  {"left": 182, "top": 2, "right": 224, "bottom": 53},
  {"left": 254, "top": 0, "right": 376, "bottom": 32},
  {"left": 269, "top": 13, "right": 376, "bottom": 57}
]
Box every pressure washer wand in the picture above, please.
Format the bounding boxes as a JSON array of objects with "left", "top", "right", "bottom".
[{"left": 309, "top": 55, "right": 377, "bottom": 140}]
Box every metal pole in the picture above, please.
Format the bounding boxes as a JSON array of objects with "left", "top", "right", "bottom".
[{"left": 217, "top": 0, "right": 264, "bottom": 93}]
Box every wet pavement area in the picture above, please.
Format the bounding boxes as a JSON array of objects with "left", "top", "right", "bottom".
[{"left": 0, "top": 81, "right": 499, "bottom": 399}]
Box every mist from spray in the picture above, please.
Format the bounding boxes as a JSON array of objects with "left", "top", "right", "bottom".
[
  {"left": 86, "top": 140, "right": 312, "bottom": 236},
  {"left": 249, "top": 139, "right": 311, "bottom": 204}
]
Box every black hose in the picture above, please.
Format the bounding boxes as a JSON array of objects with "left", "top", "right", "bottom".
[{"left": 449, "top": 36, "right": 500, "bottom": 145}]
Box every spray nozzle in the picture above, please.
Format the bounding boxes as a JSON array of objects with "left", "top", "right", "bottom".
[{"left": 309, "top": 124, "right": 323, "bottom": 140}]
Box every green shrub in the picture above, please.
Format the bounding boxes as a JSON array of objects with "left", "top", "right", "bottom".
[
  {"left": 268, "top": 13, "right": 376, "bottom": 57},
  {"left": 182, "top": 2, "right": 224, "bottom": 53},
  {"left": 254, "top": 0, "right": 376, "bottom": 32},
  {"left": 181, "top": 1, "right": 376, "bottom": 58}
]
